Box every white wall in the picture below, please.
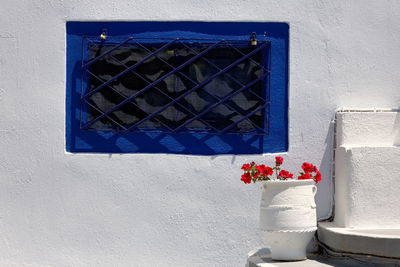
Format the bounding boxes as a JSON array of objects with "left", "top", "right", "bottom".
[{"left": 1, "top": 1, "right": 400, "bottom": 266}]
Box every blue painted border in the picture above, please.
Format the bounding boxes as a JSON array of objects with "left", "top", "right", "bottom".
[{"left": 66, "top": 22, "right": 288, "bottom": 154}]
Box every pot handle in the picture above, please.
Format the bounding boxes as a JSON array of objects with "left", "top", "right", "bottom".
[
  {"left": 262, "top": 183, "right": 267, "bottom": 190},
  {"left": 312, "top": 185, "right": 317, "bottom": 196},
  {"left": 310, "top": 185, "right": 317, "bottom": 208}
]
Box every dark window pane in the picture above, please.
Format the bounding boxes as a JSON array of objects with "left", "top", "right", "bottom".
[{"left": 82, "top": 38, "right": 270, "bottom": 135}]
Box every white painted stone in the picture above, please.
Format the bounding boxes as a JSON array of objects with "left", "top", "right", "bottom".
[
  {"left": 319, "top": 111, "right": 400, "bottom": 259},
  {"left": 1, "top": 0, "right": 400, "bottom": 266},
  {"left": 335, "top": 145, "right": 400, "bottom": 228},
  {"left": 334, "top": 112, "right": 400, "bottom": 228},
  {"left": 336, "top": 111, "right": 400, "bottom": 147}
]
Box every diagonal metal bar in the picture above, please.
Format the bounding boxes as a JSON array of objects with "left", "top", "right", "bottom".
[
  {"left": 81, "top": 38, "right": 271, "bottom": 134},
  {"left": 107, "top": 54, "right": 220, "bottom": 132},
  {"left": 81, "top": 39, "right": 177, "bottom": 101},
  {"left": 180, "top": 41, "right": 267, "bottom": 103},
  {"left": 218, "top": 103, "right": 268, "bottom": 134},
  {"left": 128, "top": 38, "right": 200, "bottom": 86},
  {"left": 121, "top": 39, "right": 267, "bottom": 131},
  {"left": 173, "top": 73, "right": 268, "bottom": 132},
  {"left": 225, "top": 42, "right": 270, "bottom": 73},
  {"left": 83, "top": 37, "right": 134, "bottom": 68},
  {"left": 81, "top": 99, "right": 128, "bottom": 131},
  {"left": 81, "top": 41, "right": 223, "bottom": 130},
  {"left": 85, "top": 69, "right": 174, "bottom": 132},
  {"left": 125, "top": 42, "right": 268, "bottom": 131},
  {"left": 188, "top": 81, "right": 265, "bottom": 132},
  {"left": 106, "top": 38, "right": 267, "bottom": 104}
]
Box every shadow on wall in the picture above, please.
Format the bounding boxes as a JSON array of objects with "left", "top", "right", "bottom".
[
  {"left": 393, "top": 109, "right": 400, "bottom": 146},
  {"left": 316, "top": 114, "right": 334, "bottom": 220}
]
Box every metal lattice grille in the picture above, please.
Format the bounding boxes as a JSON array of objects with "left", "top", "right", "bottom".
[{"left": 80, "top": 36, "right": 271, "bottom": 135}]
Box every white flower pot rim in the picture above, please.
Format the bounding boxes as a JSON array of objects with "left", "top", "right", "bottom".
[
  {"left": 261, "top": 179, "right": 315, "bottom": 185},
  {"left": 262, "top": 227, "right": 317, "bottom": 233}
]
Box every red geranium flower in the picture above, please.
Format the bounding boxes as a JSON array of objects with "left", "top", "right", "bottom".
[
  {"left": 314, "top": 171, "right": 321, "bottom": 183},
  {"left": 313, "top": 165, "right": 318, "bottom": 173},
  {"left": 275, "top": 156, "right": 284, "bottom": 166},
  {"left": 257, "top": 164, "right": 273, "bottom": 176},
  {"left": 301, "top": 162, "right": 315, "bottom": 173},
  {"left": 279, "top": 170, "right": 293, "bottom": 179},
  {"left": 241, "top": 163, "right": 251, "bottom": 171},
  {"left": 298, "top": 173, "right": 312, "bottom": 180},
  {"left": 266, "top": 167, "right": 274, "bottom": 176},
  {"left": 241, "top": 172, "right": 252, "bottom": 184}
]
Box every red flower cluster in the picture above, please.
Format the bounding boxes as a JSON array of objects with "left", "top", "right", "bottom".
[
  {"left": 298, "top": 162, "right": 321, "bottom": 183},
  {"left": 275, "top": 157, "right": 283, "bottom": 166},
  {"left": 301, "top": 162, "right": 318, "bottom": 173},
  {"left": 278, "top": 170, "right": 293, "bottom": 179},
  {"left": 241, "top": 158, "right": 322, "bottom": 184},
  {"left": 298, "top": 173, "right": 311, "bottom": 180},
  {"left": 241, "top": 172, "right": 252, "bottom": 184},
  {"left": 241, "top": 163, "right": 251, "bottom": 171},
  {"left": 241, "top": 157, "right": 295, "bottom": 183},
  {"left": 256, "top": 165, "right": 274, "bottom": 177}
]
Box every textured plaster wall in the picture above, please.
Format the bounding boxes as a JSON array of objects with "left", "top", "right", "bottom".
[
  {"left": 335, "top": 112, "right": 400, "bottom": 228},
  {"left": 1, "top": 1, "right": 400, "bottom": 266}
]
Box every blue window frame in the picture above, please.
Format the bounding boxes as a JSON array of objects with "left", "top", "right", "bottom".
[{"left": 66, "top": 22, "right": 288, "bottom": 154}]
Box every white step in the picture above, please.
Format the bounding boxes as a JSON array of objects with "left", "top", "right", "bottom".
[
  {"left": 336, "top": 111, "right": 400, "bottom": 147},
  {"left": 247, "top": 246, "right": 399, "bottom": 266},
  {"left": 318, "top": 222, "right": 400, "bottom": 259},
  {"left": 335, "top": 145, "right": 400, "bottom": 228}
]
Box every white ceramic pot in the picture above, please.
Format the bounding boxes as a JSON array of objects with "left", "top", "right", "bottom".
[{"left": 259, "top": 180, "right": 317, "bottom": 261}]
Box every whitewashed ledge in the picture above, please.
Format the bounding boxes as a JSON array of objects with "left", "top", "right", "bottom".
[{"left": 246, "top": 247, "right": 399, "bottom": 267}]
